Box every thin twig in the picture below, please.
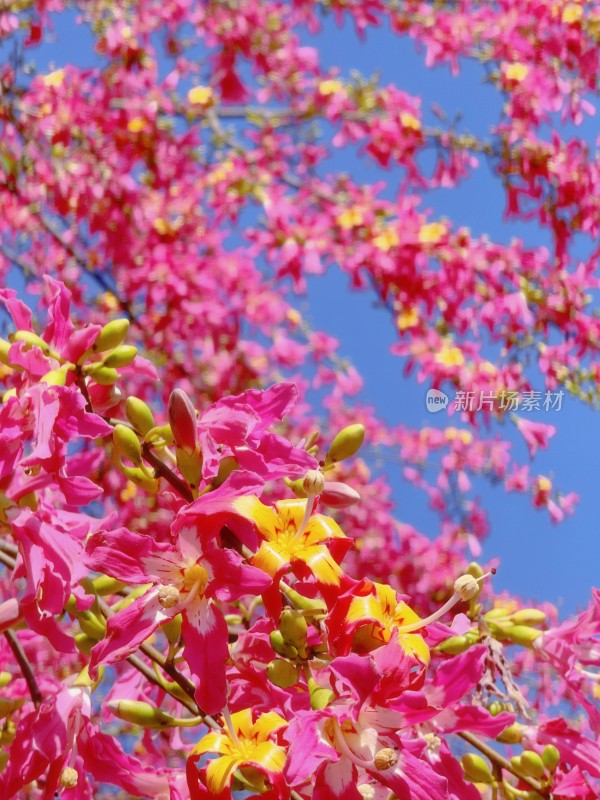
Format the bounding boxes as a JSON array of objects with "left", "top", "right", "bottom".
[{"left": 4, "top": 629, "right": 42, "bottom": 706}]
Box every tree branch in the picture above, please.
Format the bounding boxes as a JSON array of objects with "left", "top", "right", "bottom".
[{"left": 4, "top": 629, "right": 42, "bottom": 707}]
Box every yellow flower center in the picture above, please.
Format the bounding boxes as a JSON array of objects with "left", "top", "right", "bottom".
[{"left": 182, "top": 563, "right": 209, "bottom": 593}]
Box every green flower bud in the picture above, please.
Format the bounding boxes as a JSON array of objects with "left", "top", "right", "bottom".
[
  {"left": 279, "top": 609, "right": 308, "bottom": 650},
  {"left": 77, "top": 610, "right": 107, "bottom": 640},
  {"left": 74, "top": 633, "right": 96, "bottom": 655},
  {"left": 435, "top": 635, "right": 471, "bottom": 655},
  {"left": 465, "top": 562, "right": 484, "bottom": 580},
  {"left": 281, "top": 588, "right": 326, "bottom": 616},
  {"left": 541, "top": 744, "right": 560, "bottom": 773},
  {"left": 103, "top": 345, "right": 138, "bottom": 368},
  {"left": 510, "top": 755, "right": 523, "bottom": 772},
  {"left": 285, "top": 477, "right": 308, "bottom": 498},
  {"left": 12, "top": 330, "right": 53, "bottom": 356},
  {"left": 93, "top": 319, "right": 130, "bottom": 353},
  {"left": 0, "top": 672, "right": 12, "bottom": 688},
  {"left": 90, "top": 366, "right": 120, "bottom": 385},
  {"left": 0, "top": 719, "right": 16, "bottom": 746},
  {"left": 520, "top": 750, "right": 546, "bottom": 780},
  {"left": 0, "top": 697, "right": 25, "bottom": 721},
  {"left": 162, "top": 614, "right": 182, "bottom": 646},
  {"left": 113, "top": 424, "right": 143, "bottom": 466},
  {"left": 270, "top": 630, "right": 298, "bottom": 659},
  {"left": 0, "top": 338, "right": 11, "bottom": 367},
  {"left": 510, "top": 609, "right": 546, "bottom": 627},
  {"left": 325, "top": 423, "right": 365, "bottom": 465},
  {"left": 461, "top": 753, "right": 493, "bottom": 784},
  {"left": 107, "top": 699, "right": 176, "bottom": 729},
  {"left": 92, "top": 575, "right": 127, "bottom": 596},
  {"left": 497, "top": 724, "right": 524, "bottom": 744},
  {"left": 212, "top": 456, "right": 239, "bottom": 488},
  {"left": 308, "top": 677, "right": 334, "bottom": 710},
  {"left": 267, "top": 659, "right": 299, "bottom": 688},
  {"left": 40, "top": 365, "right": 70, "bottom": 386},
  {"left": 504, "top": 625, "right": 542, "bottom": 647},
  {"left": 120, "top": 465, "right": 159, "bottom": 493},
  {"left": 125, "top": 397, "right": 155, "bottom": 435},
  {"left": 176, "top": 446, "right": 203, "bottom": 489},
  {"left": 484, "top": 607, "right": 511, "bottom": 621}
]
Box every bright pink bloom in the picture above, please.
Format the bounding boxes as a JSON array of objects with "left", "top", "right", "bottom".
[{"left": 86, "top": 523, "right": 270, "bottom": 713}]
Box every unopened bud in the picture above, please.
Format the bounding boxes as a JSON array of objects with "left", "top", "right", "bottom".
[
  {"left": 504, "top": 625, "right": 542, "bottom": 648},
  {"left": 436, "top": 635, "right": 471, "bottom": 655},
  {"left": 541, "top": 744, "right": 560, "bottom": 773},
  {"left": 168, "top": 389, "right": 198, "bottom": 453},
  {"left": 319, "top": 481, "right": 361, "bottom": 509},
  {"left": 267, "top": 659, "right": 298, "bottom": 688},
  {"left": 107, "top": 699, "right": 175, "bottom": 729},
  {"left": 103, "top": 344, "right": 138, "bottom": 368},
  {"left": 270, "top": 630, "right": 298, "bottom": 659},
  {"left": 373, "top": 747, "right": 398, "bottom": 771},
  {"left": 12, "top": 330, "right": 53, "bottom": 355},
  {"left": 285, "top": 477, "right": 308, "bottom": 498},
  {"left": 74, "top": 633, "right": 96, "bottom": 655},
  {"left": 497, "top": 723, "right": 523, "bottom": 744},
  {"left": 90, "top": 366, "right": 120, "bottom": 385},
  {"left": 510, "top": 609, "right": 546, "bottom": 627},
  {"left": 125, "top": 397, "right": 155, "bottom": 435},
  {"left": 520, "top": 750, "right": 546, "bottom": 780},
  {"left": 454, "top": 574, "right": 480, "bottom": 601},
  {"left": 308, "top": 677, "right": 334, "bottom": 710},
  {"left": 0, "top": 672, "right": 11, "bottom": 688},
  {"left": 0, "top": 339, "right": 11, "bottom": 367},
  {"left": 176, "top": 447, "right": 203, "bottom": 489},
  {"left": 279, "top": 609, "right": 308, "bottom": 650},
  {"left": 60, "top": 767, "right": 79, "bottom": 788},
  {"left": 41, "top": 366, "right": 70, "bottom": 386},
  {"left": 93, "top": 319, "right": 130, "bottom": 353},
  {"left": 92, "top": 575, "right": 127, "bottom": 596},
  {"left": 325, "top": 424, "right": 365, "bottom": 465},
  {"left": 302, "top": 469, "right": 325, "bottom": 496},
  {"left": 162, "top": 614, "right": 182, "bottom": 645},
  {"left": 461, "top": 753, "right": 493, "bottom": 784},
  {"left": 280, "top": 587, "right": 326, "bottom": 616},
  {"left": 158, "top": 584, "right": 181, "bottom": 608},
  {"left": 113, "top": 424, "right": 143, "bottom": 465},
  {"left": 77, "top": 610, "right": 107, "bottom": 640}
]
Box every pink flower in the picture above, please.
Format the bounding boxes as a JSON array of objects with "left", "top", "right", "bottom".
[
  {"left": 514, "top": 417, "right": 556, "bottom": 458},
  {"left": 86, "top": 523, "right": 270, "bottom": 713}
]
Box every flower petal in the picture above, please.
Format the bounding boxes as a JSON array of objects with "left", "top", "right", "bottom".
[
  {"left": 182, "top": 598, "right": 229, "bottom": 714},
  {"left": 205, "top": 755, "right": 243, "bottom": 794}
]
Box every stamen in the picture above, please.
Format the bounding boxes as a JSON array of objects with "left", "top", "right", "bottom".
[
  {"left": 395, "top": 570, "right": 495, "bottom": 633},
  {"left": 222, "top": 705, "right": 242, "bottom": 748}
]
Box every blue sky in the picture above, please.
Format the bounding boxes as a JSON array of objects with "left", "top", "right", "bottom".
[{"left": 16, "top": 7, "right": 599, "bottom": 616}]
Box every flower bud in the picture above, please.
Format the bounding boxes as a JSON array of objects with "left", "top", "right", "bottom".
[
  {"left": 212, "top": 456, "right": 239, "bottom": 488},
  {"left": 107, "top": 699, "right": 176, "bottom": 729},
  {"left": 168, "top": 389, "right": 198, "bottom": 453},
  {"left": 0, "top": 697, "right": 25, "bottom": 721},
  {"left": 302, "top": 469, "right": 325, "bottom": 496},
  {"left": 510, "top": 609, "right": 546, "bottom": 627},
  {"left": 319, "top": 481, "right": 361, "bottom": 509},
  {"left": 325, "top": 424, "right": 365, "bottom": 465},
  {"left": 60, "top": 767, "right": 79, "bottom": 788},
  {"left": 541, "top": 744, "right": 560, "bottom": 773},
  {"left": 0, "top": 339, "right": 11, "bottom": 367},
  {"left": 93, "top": 319, "right": 130, "bottom": 353},
  {"left": 373, "top": 747, "right": 398, "bottom": 771},
  {"left": 12, "top": 330, "right": 53, "bottom": 356},
  {"left": 77, "top": 609, "right": 107, "bottom": 640},
  {"left": 267, "top": 659, "right": 298, "bottom": 688},
  {"left": 90, "top": 366, "right": 120, "bottom": 385},
  {"left": 436, "top": 635, "right": 471, "bottom": 655},
  {"left": 280, "top": 587, "right": 326, "bottom": 616},
  {"left": 41, "top": 365, "right": 70, "bottom": 386},
  {"left": 279, "top": 609, "right": 308, "bottom": 650},
  {"left": 510, "top": 755, "right": 522, "bottom": 772},
  {"left": 92, "top": 575, "right": 127, "bottom": 596},
  {"left": 308, "top": 677, "right": 334, "bottom": 710},
  {"left": 176, "top": 447, "right": 203, "bottom": 489},
  {"left": 497, "top": 724, "right": 523, "bottom": 744},
  {"left": 74, "top": 633, "right": 96, "bottom": 655},
  {"left": 465, "top": 562, "right": 484, "bottom": 580},
  {"left": 0, "top": 672, "right": 11, "bottom": 688},
  {"left": 504, "top": 625, "right": 542, "bottom": 648},
  {"left": 285, "top": 477, "right": 309, "bottom": 498},
  {"left": 520, "top": 750, "right": 546, "bottom": 780},
  {"left": 461, "top": 753, "right": 493, "bottom": 784},
  {"left": 0, "top": 720, "right": 15, "bottom": 746},
  {"left": 162, "top": 613, "right": 182, "bottom": 646},
  {"left": 125, "top": 397, "right": 155, "bottom": 435},
  {"left": 270, "top": 630, "right": 298, "bottom": 659},
  {"left": 103, "top": 344, "right": 138, "bottom": 368},
  {"left": 454, "top": 574, "right": 480, "bottom": 601},
  {"left": 113, "top": 424, "right": 143, "bottom": 466}
]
